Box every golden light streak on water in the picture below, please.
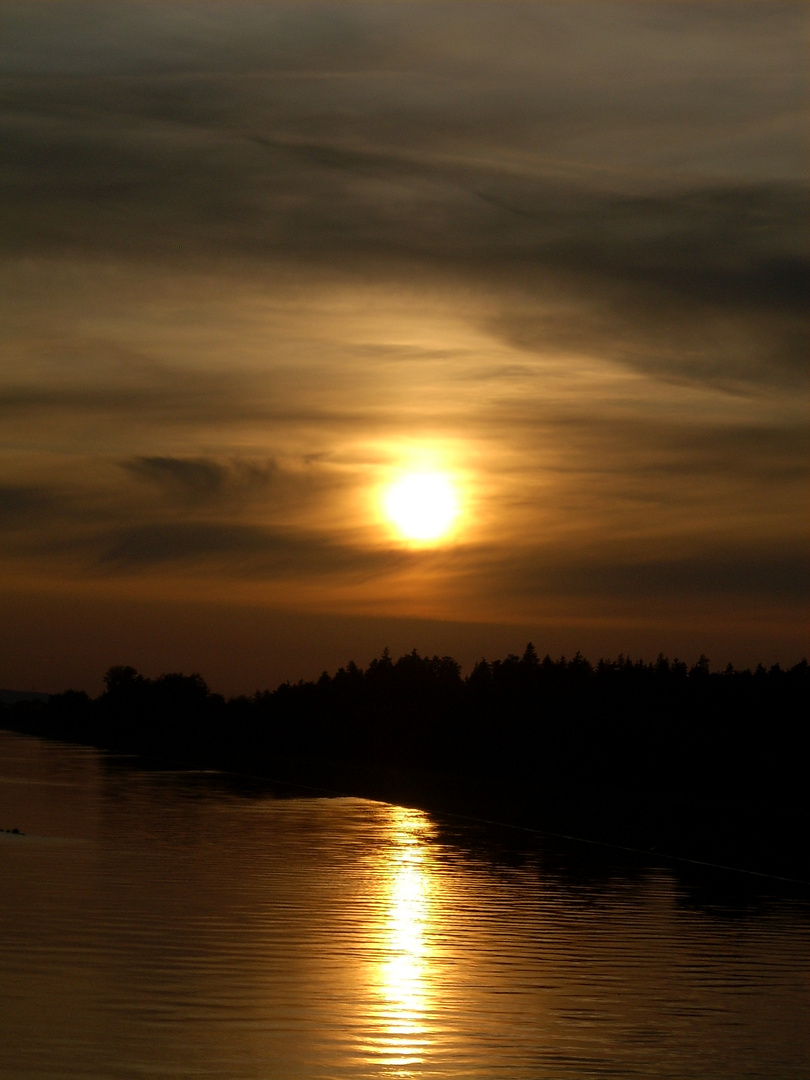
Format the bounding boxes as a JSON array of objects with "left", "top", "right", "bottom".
[{"left": 368, "top": 806, "right": 436, "bottom": 1076}]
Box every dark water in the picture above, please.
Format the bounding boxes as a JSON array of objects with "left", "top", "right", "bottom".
[{"left": 1, "top": 729, "right": 808, "bottom": 1079}]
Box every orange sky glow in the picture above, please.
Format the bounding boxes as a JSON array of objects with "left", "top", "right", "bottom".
[{"left": 0, "top": 2, "right": 806, "bottom": 695}]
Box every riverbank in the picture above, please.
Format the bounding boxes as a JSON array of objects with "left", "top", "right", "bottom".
[
  {"left": 3, "top": 647, "right": 807, "bottom": 886},
  {"left": 8, "top": 720, "right": 798, "bottom": 888},
  {"left": 232, "top": 752, "right": 810, "bottom": 886}
]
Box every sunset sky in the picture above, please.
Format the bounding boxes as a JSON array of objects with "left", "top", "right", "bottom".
[{"left": 1, "top": 1, "right": 807, "bottom": 695}]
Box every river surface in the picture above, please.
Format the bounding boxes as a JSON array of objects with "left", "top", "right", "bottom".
[{"left": 1, "top": 729, "right": 808, "bottom": 1079}]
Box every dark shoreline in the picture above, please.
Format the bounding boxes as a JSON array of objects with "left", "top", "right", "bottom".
[
  {"left": 3, "top": 646, "right": 808, "bottom": 891},
  {"left": 4, "top": 719, "right": 807, "bottom": 897},
  {"left": 239, "top": 753, "right": 810, "bottom": 887}
]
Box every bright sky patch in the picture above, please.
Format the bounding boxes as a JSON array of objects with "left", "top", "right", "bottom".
[{"left": 383, "top": 471, "right": 460, "bottom": 543}]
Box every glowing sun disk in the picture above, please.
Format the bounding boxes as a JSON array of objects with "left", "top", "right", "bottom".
[{"left": 383, "top": 472, "right": 459, "bottom": 542}]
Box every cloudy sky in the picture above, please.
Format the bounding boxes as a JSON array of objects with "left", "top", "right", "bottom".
[{"left": 1, "top": 1, "right": 807, "bottom": 694}]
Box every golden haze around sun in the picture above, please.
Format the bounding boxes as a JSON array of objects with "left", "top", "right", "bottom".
[{"left": 382, "top": 470, "right": 461, "bottom": 544}]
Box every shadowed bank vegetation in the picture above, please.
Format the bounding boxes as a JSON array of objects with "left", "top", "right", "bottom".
[{"left": 3, "top": 646, "right": 808, "bottom": 880}]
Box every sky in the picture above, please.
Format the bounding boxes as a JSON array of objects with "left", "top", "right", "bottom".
[{"left": 1, "top": 1, "right": 807, "bottom": 695}]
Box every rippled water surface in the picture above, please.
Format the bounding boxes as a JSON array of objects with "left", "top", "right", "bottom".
[{"left": 1, "top": 729, "right": 808, "bottom": 1079}]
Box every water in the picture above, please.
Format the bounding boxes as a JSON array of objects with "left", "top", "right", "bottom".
[{"left": 1, "top": 729, "right": 808, "bottom": 1079}]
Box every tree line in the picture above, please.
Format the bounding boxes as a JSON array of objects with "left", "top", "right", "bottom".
[{"left": 3, "top": 646, "right": 807, "bottom": 803}]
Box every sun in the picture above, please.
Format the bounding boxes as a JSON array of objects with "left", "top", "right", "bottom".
[{"left": 383, "top": 471, "right": 460, "bottom": 543}]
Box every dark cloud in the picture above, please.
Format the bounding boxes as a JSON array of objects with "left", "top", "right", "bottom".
[
  {"left": 121, "top": 456, "right": 278, "bottom": 504},
  {"left": 0, "top": 339, "right": 262, "bottom": 423},
  {"left": 98, "top": 521, "right": 279, "bottom": 566},
  {"left": 504, "top": 413, "right": 808, "bottom": 483},
  {"left": 0, "top": 375, "right": 384, "bottom": 433},
  {"left": 0, "top": 484, "right": 63, "bottom": 526},
  {"left": 634, "top": 423, "right": 809, "bottom": 481},
  {"left": 452, "top": 537, "right": 809, "bottom": 605},
  {"left": 0, "top": 481, "right": 116, "bottom": 534},
  {"left": 0, "top": 481, "right": 408, "bottom": 580},
  {"left": 555, "top": 544, "right": 809, "bottom": 603},
  {"left": 119, "top": 455, "right": 349, "bottom": 518},
  {"left": 95, "top": 521, "right": 410, "bottom": 579},
  {"left": 477, "top": 183, "right": 808, "bottom": 389},
  {"left": 586, "top": 547, "right": 808, "bottom": 602},
  {"left": 2, "top": 85, "right": 804, "bottom": 389}
]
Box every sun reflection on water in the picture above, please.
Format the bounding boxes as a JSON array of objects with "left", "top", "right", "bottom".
[{"left": 368, "top": 805, "right": 437, "bottom": 1076}]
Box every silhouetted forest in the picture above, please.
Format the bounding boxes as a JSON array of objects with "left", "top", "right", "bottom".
[{"left": 3, "top": 646, "right": 808, "bottom": 878}]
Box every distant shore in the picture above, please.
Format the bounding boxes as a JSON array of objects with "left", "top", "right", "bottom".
[{"left": 3, "top": 647, "right": 808, "bottom": 884}]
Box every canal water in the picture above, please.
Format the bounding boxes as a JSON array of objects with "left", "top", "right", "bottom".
[{"left": 1, "top": 728, "right": 808, "bottom": 1079}]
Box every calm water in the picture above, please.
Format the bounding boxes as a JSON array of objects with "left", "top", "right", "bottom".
[{"left": 1, "top": 730, "right": 808, "bottom": 1080}]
